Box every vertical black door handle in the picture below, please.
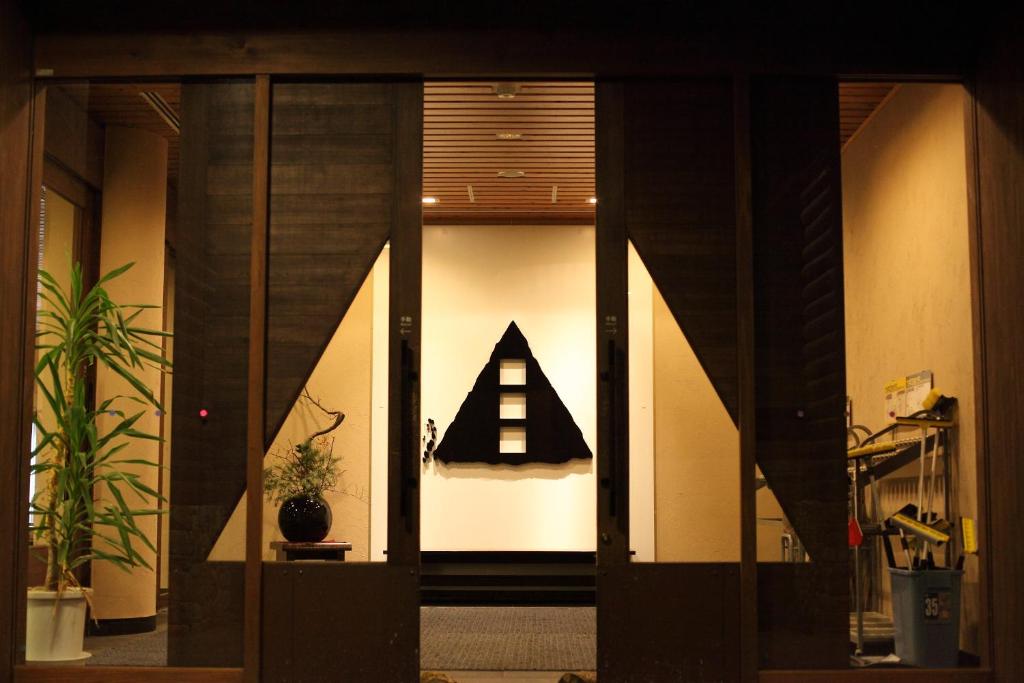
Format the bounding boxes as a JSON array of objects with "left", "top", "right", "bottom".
[{"left": 399, "top": 339, "right": 416, "bottom": 532}]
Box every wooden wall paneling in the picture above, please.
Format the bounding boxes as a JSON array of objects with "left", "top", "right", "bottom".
[
  {"left": 594, "top": 81, "right": 629, "bottom": 567},
  {"left": 597, "top": 564, "right": 741, "bottom": 681},
  {"left": 42, "top": 84, "right": 104, "bottom": 190},
  {"left": 734, "top": 75, "right": 759, "bottom": 683},
  {"left": 244, "top": 74, "right": 270, "bottom": 683},
  {"left": 0, "top": 1, "right": 39, "bottom": 671},
  {"left": 168, "top": 80, "right": 254, "bottom": 667},
  {"left": 750, "top": 76, "right": 847, "bottom": 668},
  {"left": 264, "top": 82, "right": 397, "bottom": 444},
  {"left": 970, "top": 8, "right": 1024, "bottom": 682},
  {"left": 622, "top": 79, "right": 740, "bottom": 424}
]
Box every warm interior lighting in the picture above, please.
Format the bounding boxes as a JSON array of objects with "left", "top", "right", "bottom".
[
  {"left": 422, "top": 197, "right": 438, "bottom": 204},
  {"left": 494, "top": 83, "right": 520, "bottom": 99},
  {"left": 588, "top": 197, "right": 598, "bottom": 204},
  {"left": 496, "top": 132, "right": 523, "bottom": 140}
]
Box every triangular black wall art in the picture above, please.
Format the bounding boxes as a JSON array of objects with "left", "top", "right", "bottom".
[{"left": 433, "top": 321, "right": 593, "bottom": 466}]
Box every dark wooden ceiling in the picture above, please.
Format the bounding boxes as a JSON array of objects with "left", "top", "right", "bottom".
[
  {"left": 80, "top": 82, "right": 180, "bottom": 185},
  {"left": 838, "top": 82, "right": 896, "bottom": 147},
  {"left": 423, "top": 81, "right": 595, "bottom": 223}
]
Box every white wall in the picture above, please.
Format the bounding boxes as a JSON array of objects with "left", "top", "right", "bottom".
[{"left": 420, "top": 225, "right": 597, "bottom": 551}]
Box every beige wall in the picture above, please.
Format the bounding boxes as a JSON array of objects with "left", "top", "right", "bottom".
[
  {"left": 210, "top": 270, "right": 375, "bottom": 561},
  {"left": 842, "top": 83, "right": 979, "bottom": 652},
  {"left": 652, "top": 287, "right": 741, "bottom": 562},
  {"left": 91, "top": 126, "right": 168, "bottom": 620}
]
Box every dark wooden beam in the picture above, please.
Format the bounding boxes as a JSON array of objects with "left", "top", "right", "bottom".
[
  {"left": 243, "top": 74, "right": 270, "bottom": 683},
  {"left": 31, "top": 18, "right": 979, "bottom": 81},
  {"left": 734, "top": 74, "right": 758, "bottom": 683},
  {"left": 970, "top": 8, "right": 1024, "bottom": 680},
  {"left": 594, "top": 81, "right": 629, "bottom": 567},
  {"left": 0, "top": 0, "right": 39, "bottom": 674},
  {"left": 14, "top": 667, "right": 243, "bottom": 683},
  {"left": 386, "top": 81, "right": 423, "bottom": 566},
  {"left": 758, "top": 669, "right": 991, "bottom": 682}
]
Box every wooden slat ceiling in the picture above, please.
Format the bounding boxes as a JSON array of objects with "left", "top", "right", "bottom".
[
  {"left": 838, "top": 82, "right": 896, "bottom": 147},
  {"left": 83, "top": 82, "right": 181, "bottom": 186},
  {"left": 423, "top": 81, "right": 595, "bottom": 223},
  {"left": 73, "top": 81, "right": 885, "bottom": 214}
]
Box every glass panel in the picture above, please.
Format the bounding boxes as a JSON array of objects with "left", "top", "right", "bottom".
[
  {"left": 841, "top": 82, "right": 981, "bottom": 668},
  {"left": 421, "top": 224, "right": 596, "bottom": 549},
  {"left": 627, "top": 241, "right": 741, "bottom": 563},
  {"left": 24, "top": 80, "right": 252, "bottom": 668}
]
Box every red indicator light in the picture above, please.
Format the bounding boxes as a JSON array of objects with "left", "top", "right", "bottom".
[{"left": 199, "top": 408, "right": 209, "bottom": 419}]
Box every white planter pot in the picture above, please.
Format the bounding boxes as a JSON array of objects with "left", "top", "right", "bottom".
[{"left": 25, "top": 588, "right": 91, "bottom": 664}]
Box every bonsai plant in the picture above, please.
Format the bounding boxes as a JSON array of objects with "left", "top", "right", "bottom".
[
  {"left": 28, "top": 262, "right": 170, "bottom": 662},
  {"left": 264, "top": 390, "right": 344, "bottom": 543}
]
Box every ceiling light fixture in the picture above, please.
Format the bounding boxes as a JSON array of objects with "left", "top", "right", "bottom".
[
  {"left": 496, "top": 132, "right": 523, "bottom": 140},
  {"left": 497, "top": 169, "right": 526, "bottom": 178},
  {"left": 422, "top": 197, "right": 438, "bottom": 204},
  {"left": 140, "top": 91, "right": 181, "bottom": 133},
  {"left": 494, "top": 83, "right": 520, "bottom": 99},
  {"left": 588, "top": 197, "right": 598, "bottom": 204}
]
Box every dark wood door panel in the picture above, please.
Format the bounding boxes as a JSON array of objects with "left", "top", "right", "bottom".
[
  {"left": 264, "top": 82, "right": 407, "bottom": 445},
  {"left": 750, "top": 76, "right": 848, "bottom": 669},
  {"left": 169, "top": 80, "right": 254, "bottom": 667},
  {"left": 597, "top": 564, "right": 740, "bottom": 682},
  {"left": 623, "top": 79, "right": 739, "bottom": 424},
  {"left": 261, "top": 563, "right": 419, "bottom": 682}
]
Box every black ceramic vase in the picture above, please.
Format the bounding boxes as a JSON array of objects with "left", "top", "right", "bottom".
[{"left": 278, "top": 495, "right": 332, "bottom": 542}]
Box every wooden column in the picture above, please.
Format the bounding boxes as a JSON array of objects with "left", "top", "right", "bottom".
[
  {"left": 244, "top": 74, "right": 270, "bottom": 683},
  {"left": 386, "top": 82, "right": 424, "bottom": 566},
  {"left": 594, "top": 81, "right": 630, "bottom": 567},
  {"left": 0, "top": 0, "right": 40, "bottom": 673},
  {"left": 734, "top": 74, "right": 758, "bottom": 683},
  {"left": 970, "top": 8, "right": 1024, "bottom": 681}
]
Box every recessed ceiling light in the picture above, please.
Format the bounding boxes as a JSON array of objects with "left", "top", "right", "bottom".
[
  {"left": 588, "top": 197, "right": 598, "bottom": 204},
  {"left": 494, "top": 83, "right": 520, "bottom": 99},
  {"left": 496, "top": 132, "right": 523, "bottom": 140},
  {"left": 422, "top": 197, "right": 438, "bottom": 204},
  {"left": 497, "top": 170, "right": 526, "bottom": 178}
]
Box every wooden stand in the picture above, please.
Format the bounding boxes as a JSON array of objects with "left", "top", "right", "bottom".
[{"left": 270, "top": 541, "right": 352, "bottom": 562}]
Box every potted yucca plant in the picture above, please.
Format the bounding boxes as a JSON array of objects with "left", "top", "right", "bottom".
[{"left": 28, "top": 262, "right": 170, "bottom": 663}]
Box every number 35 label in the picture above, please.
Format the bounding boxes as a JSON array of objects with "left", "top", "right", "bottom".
[{"left": 923, "top": 591, "right": 952, "bottom": 621}]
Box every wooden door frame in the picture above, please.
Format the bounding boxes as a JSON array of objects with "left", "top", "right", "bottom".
[{"left": 1, "top": 45, "right": 1009, "bottom": 683}]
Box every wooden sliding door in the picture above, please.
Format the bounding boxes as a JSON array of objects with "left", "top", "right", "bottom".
[
  {"left": 750, "top": 77, "right": 848, "bottom": 670},
  {"left": 258, "top": 80, "right": 422, "bottom": 682},
  {"left": 595, "top": 79, "right": 743, "bottom": 681},
  {"left": 595, "top": 76, "right": 848, "bottom": 680}
]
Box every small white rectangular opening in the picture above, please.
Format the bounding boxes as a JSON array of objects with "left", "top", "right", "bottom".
[
  {"left": 499, "top": 426, "right": 527, "bottom": 454},
  {"left": 499, "top": 393, "right": 527, "bottom": 419},
  {"left": 499, "top": 359, "right": 527, "bottom": 385}
]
